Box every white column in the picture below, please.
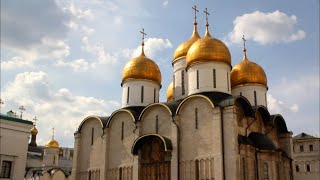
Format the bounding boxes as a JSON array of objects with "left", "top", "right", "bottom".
[
  {"left": 171, "top": 115, "right": 180, "bottom": 179},
  {"left": 70, "top": 132, "right": 81, "bottom": 180}
]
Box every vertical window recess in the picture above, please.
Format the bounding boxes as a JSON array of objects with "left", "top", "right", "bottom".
[
  {"left": 195, "top": 108, "right": 198, "bottom": 129},
  {"left": 141, "top": 86, "right": 144, "bottom": 103},
  {"left": 127, "top": 87, "right": 130, "bottom": 103},
  {"left": 153, "top": 88, "right": 156, "bottom": 103},
  {"left": 263, "top": 163, "right": 269, "bottom": 180},
  {"left": 213, "top": 69, "right": 216, "bottom": 88},
  {"left": 156, "top": 115, "right": 159, "bottom": 133},
  {"left": 91, "top": 128, "right": 94, "bottom": 145},
  {"left": 121, "top": 122, "right": 124, "bottom": 140},
  {"left": 196, "top": 70, "right": 199, "bottom": 89},
  {"left": 254, "top": 91, "right": 257, "bottom": 106},
  {"left": 227, "top": 72, "right": 229, "bottom": 91},
  {"left": 181, "top": 71, "right": 185, "bottom": 95}
]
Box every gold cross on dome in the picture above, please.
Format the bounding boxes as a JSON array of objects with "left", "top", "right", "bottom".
[
  {"left": 33, "top": 117, "right": 38, "bottom": 126},
  {"left": 192, "top": 5, "right": 199, "bottom": 23},
  {"left": 204, "top": 8, "right": 210, "bottom": 26},
  {"left": 52, "top": 127, "right": 55, "bottom": 139},
  {"left": 140, "top": 28, "right": 147, "bottom": 46},
  {"left": 242, "top": 35, "right": 247, "bottom": 51}
]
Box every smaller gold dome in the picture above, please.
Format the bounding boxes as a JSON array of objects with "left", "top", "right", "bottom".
[
  {"left": 166, "top": 81, "right": 174, "bottom": 101},
  {"left": 45, "top": 139, "right": 59, "bottom": 148},
  {"left": 173, "top": 23, "right": 201, "bottom": 63},
  {"left": 231, "top": 53, "right": 267, "bottom": 88},
  {"left": 31, "top": 126, "right": 38, "bottom": 134},
  {"left": 186, "top": 30, "right": 231, "bottom": 68},
  {"left": 122, "top": 52, "right": 162, "bottom": 85}
]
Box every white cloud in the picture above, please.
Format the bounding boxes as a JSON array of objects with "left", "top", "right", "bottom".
[
  {"left": 113, "top": 16, "right": 123, "bottom": 24},
  {"left": 1, "top": 56, "right": 32, "bottom": 70},
  {"left": 62, "top": 2, "right": 95, "bottom": 20},
  {"left": 267, "top": 94, "right": 299, "bottom": 114},
  {"left": 228, "top": 10, "right": 305, "bottom": 44},
  {"left": 163, "top": 1, "right": 169, "bottom": 7},
  {"left": 55, "top": 59, "right": 90, "bottom": 72},
  {"left": 132, "top": 38, "right": 173, "bottom": 58},
  {"left": 1, "top": 71, "right": 120, "bottom": 146}
]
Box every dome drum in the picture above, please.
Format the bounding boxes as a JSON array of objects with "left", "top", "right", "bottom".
[{"left": 187, "top": 62, "right": 231, "bottom": 95}]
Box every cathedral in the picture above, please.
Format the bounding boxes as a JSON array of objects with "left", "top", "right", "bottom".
[{"left": 71, "top": 7, "right": 293, "bottom": 180}]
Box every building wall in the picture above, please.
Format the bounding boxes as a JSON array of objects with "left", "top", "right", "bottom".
[
  {"left": 122, "top": 80, "right": 160, "bottom": 107},
  {"left": 0, "top": 118, "right": 33, "bottom": 180},
  {"left": 188, "top": 62, "right": 231, "bottom": 95},
  {"left": 173, "top": 58, "right": 188, "bottom": 100},
  {"left": 77, "top": 118, "right": 104, "bottom": 178},
  {"left": 107, "top": 111, "right": 136, "bottom": 179},
  {"left": 231, "top": 85, "right": 267, "bottom": 107},
  {"left": 177, "top": 97, "right": 223, "bottom": 180},
  {"left": 293, "top": 138, "right": 320, "bottom": 180}
]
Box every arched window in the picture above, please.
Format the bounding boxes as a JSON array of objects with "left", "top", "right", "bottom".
[{"left": 263, "top": 162, "right": 269, "bottom": 180}]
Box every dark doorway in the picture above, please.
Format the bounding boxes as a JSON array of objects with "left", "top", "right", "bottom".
[{"left": 139, "top": 137, "right": 171, "bottom": 180}]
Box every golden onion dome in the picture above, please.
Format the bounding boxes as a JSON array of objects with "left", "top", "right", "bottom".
[
  {"left": 45, "top": 139, "right": 59, "bottom": 148},
  {"left": 231, "top": 52, "right": 267, "bottom": 88},
  {"left": 166, "top": 81, "right": 174, "bottom": 101},
  {"left": 186, "top": 28, "right": 231, "bottom": 68},
  {"left": 31, "top": 126, "right": 38, "bottom": 134},
  {"left": 173, "top": 23, "right": 201, "bottom": 63},
  {"left": 122, "top": 51, "right": 162, "bottom": 85}
]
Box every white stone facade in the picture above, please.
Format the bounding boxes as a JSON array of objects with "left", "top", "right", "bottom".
[
  {"left": 187, "top": 62, "right": 231, "bottom": 95},
  {"left": 0, "top": 114, "right": 33, "bottom": 180},
  {"left": 173, "top": 58, "right": 188, "bottom": 100},
  {"left": 122, "top": 80, "right": 160, "bottom": 107},
  {"left": 231, "top": 84, "right": 268, "bottom": 107},
  {"left": 293, "top": 133, "right": 320, "bottom": 180}
]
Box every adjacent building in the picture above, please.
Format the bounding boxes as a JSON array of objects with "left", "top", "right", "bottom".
[
  {"left": 0, "top": 111, "right": 33, "bottom": 180},
  {"left": 293, "top": 132, "right": 320, "bottom": 180},
  {"left": 25, "top": 125, "right": 73, "bottom": 179}
]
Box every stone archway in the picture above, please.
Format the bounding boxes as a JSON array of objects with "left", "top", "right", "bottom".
[{"left": 132, "top": 134, "right": 172, "bottom": 180}]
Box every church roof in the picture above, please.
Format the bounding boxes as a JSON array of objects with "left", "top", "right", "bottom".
[
  {"left": 293, "top": 132, "right": 318, "bottom": 140},
  {"left": 238, "top": 132, "right": 277, "bottom": 151},
  {"left": 195, "top": 91, "right": 233, "bottom": 107},
  {"left": 123, "top": 106, "right": 145, "bottom": 121},
  {"left": 162, "top": 100, "right": 182, "bottom": 115}
]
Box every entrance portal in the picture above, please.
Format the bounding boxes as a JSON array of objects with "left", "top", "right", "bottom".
[{"left": 132, "top": 134, "right": 172, "bottom": 180}]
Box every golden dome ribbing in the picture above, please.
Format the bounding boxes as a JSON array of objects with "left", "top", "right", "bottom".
[
  {"left": 186, "top": 28, "right": 231, "bottom": 67},
  {"left": 122, "top": 51, "right": 162, "bottom": 85},
  {"left": 45, "top": 139, "right": 59, "bottom": 148},
  {"left": 231, "top": 52, "right": 267, "bottom": 88},
  {"left": 173, "top": 23, "right": 201, "bottom": 63},
  {"left": 31, "top": 126, "right": 38, "bottom": 134},
  {"left": 166, "top": 81, "right": 174, "bottom": 101}
]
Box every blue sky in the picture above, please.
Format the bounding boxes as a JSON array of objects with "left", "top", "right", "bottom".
[{"left": 1, "top": 0, "right": 319, "bottom": 147}]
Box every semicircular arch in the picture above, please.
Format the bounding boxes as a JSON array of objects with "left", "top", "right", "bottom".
[
  {"left": 78, "top": 116, "right": 104, "bottom": 132},
  {"left": 107, "top": 109, "right": 135, "bottom": 127},
  {"left": 176, "top": 94, "right": 214, "bottom": 115}
]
